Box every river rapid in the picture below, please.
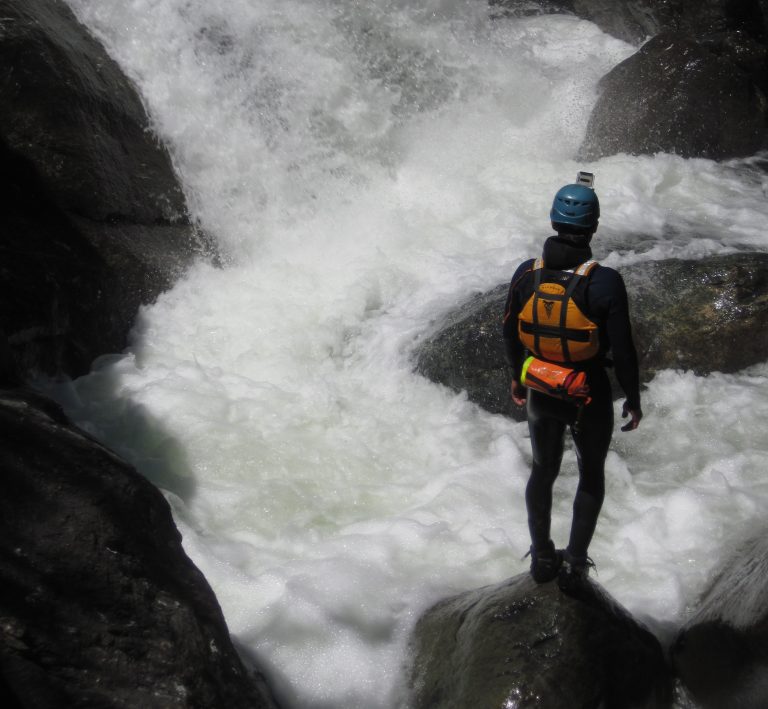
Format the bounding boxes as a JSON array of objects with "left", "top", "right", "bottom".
[{"left": 51, "top": 1, "right": 768, "bottom": 706}]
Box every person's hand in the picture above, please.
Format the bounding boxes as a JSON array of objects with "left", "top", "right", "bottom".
[
  {"left": 621, "top": 401, "right": 642, "bottom": 431},
  {"left": 511, "top": 380, "right": 527, "bottom": 407}
]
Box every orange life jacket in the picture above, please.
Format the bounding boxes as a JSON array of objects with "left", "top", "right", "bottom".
[{"left": 518, "top": 258, "right": 600, "bottom": 364}]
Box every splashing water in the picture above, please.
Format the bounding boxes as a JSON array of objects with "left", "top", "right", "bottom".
[{"left": 49, "top": 1, "right": 768, "bottom": 706}]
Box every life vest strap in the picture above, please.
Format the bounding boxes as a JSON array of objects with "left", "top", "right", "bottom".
[
  {"left": 520, "top": 321, "right": 593, "bottom": 342},
  {"left": 573, "top": 259, "right": 598, "bottom": 276},
  {"left": 531, "top": 266, "right": 544, "bottom": 357},
  {"left": 559, "top": 267, "right": 586, "bottom": 361},
  {"left": 531, "top": 258, "right": 598, "bottom": 276}
]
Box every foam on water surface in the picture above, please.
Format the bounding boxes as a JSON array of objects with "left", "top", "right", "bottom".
[{"left": 51, "top": 1, "right": 768, "bottom": 705}]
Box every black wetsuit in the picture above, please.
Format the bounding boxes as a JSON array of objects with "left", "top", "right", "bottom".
[{"left": 502, "top": 235, "right": 641, "bottom": 559}]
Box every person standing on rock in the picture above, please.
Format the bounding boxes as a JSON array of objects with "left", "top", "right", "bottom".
[{"left": 502, "top": 174, "right": 642, "bottom": 588}]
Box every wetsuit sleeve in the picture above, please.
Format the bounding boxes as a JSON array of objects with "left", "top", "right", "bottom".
[
  {"left": 604, "top": 272, "right": 641, "bottom": 410},
  {"left": 502, "top": 260, "right": 533, "bottom": 381}
]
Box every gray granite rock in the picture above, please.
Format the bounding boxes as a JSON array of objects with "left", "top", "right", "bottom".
[
  {"left": 407, "top": 572, "right": 671, "bottom": 708},
  {"left": 0, "top": 0, "right": 217, "bottom": 381},
  {"left": 414, "top": 253, "right": 768, "bottom": 418},
  {"left": 672, "top": 529, "right": 768, "bottom": 709},
  {"left": 0, "top": 389, "right": 279, "bottom": 708}
]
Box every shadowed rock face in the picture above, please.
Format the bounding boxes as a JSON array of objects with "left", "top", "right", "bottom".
[
  {"left": 0, "top": 0, "right": 185, "bottom": 223},
  {"left": 571, "top": 0, "right": 768, "bottom": 45},
  {"left": 673, "top": 622, "right": 768, "bottom": 709},
  {"left": 0, "top": 0, "right": 216, "bottom": 381},
  {"left": 0, "top": 389, "right": 279, "bottom": 709},
  {"left": 578, "top": 31, "right": 768, "bottom": 161},
  {"left": 624, "top": 254, "right": 768, "bottom": 378},
  {"left": 415, "top": 283, "right": 513, "bottom": 416},
  {"left": 673, "top": 530, "right": 768, "bottom": 709},
  {"left": 575, "top": 0, "right": 768, "bottom": 161},
  {"left": 0, "top": 3, "right": 283, "bottom": 705},
  {"left": 407, "top": 573, "right": 671, "bottom": 709},
  {"left": 490, "top": 0, "right": 768, "bottom": 45},
  {"left": 490, "top": 1, "right": 768, "bottom": 161},
  {"left": 413, "top": 253, "right": 768, "bottom": 419}
]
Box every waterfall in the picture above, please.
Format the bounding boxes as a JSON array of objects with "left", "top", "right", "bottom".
[{"left": 53, "top": 1, "right": 768, "bottom": 706}]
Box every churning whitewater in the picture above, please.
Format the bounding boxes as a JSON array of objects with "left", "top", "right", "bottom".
[{"left": 52, "top": 1, "right": 768, "bottom": 706}]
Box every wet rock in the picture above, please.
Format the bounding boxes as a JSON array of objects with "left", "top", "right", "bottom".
[
  {"left": 0, "top": 0, "right": 217, "bottom": 380},
  {"left": 578, "top": 31, "right": 768, "bottom": 161},
  {"left": 1, "top": 0, "right": 185, "bottom": 223},
  {"left": 573, "top": 0, "right": 768, "bottom": 161},
  {"left": 0, "top": 388, "right": 279, "bottom": 709},
  {"left": 624, "top": 253, "right": 768, "bottom": 379},
  {"left": 415, "top": 283, "right": 514, "bottom": 416},
  {"left": 0, "top": 4, "right": 282, "bottom": 705},
  {"left": 565, "top": 0, "right": 768, "bottom": 45},
  {"left": 490, "top": 1, "right": 768, "bottom": 47},
  {"left": 490, "top": 1, "right": 768, "bottom": 160},
  {"left": 413, "top": 253, "right": 768, "bottom": 418},
  {"left": 672, "top": 530, "right": 768, "bottom": 709},
  {"left": 407, "top": 573, "right": 671, "bottom": 708}
]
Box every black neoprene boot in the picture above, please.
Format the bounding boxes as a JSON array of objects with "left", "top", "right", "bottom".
[
  {"left": 557, "top": 549, "right": 595, "bottom": 591},
  {"left": 527, "top": 541, "right": 563, "bottom": 583}
]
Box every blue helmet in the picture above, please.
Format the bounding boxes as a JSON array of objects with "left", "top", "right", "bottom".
[{"left": 550, "top": 184, "right": 600, "bottom": 230}]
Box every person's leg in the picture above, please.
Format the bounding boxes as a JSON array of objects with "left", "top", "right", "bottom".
[
  {"left": 525, "top": 392, "right": 569, "bottom": 582},
  {"left": 526, "top": 392, "right": 567, "bottom": 551},
  {"left": 564, "top": 394, "right": 613, "bottom": 566}
]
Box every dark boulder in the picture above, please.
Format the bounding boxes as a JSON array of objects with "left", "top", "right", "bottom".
[
  {"left": 415, "top": 284, "right": 513, "bottom": 417},
  {"left": 0, "top": 4, "right": 282, "bottom": 706},
  {"left": 491, "top": 1, "right": 768, "bottom": 46},
  {"left": 414, "top": 253, "right": 768, "bottom": 418},
  {"left": 490, "top": 1, "right": 768, "bottom": 161},
  {"left": 1, "top": 0, "right": 186, "bottom": 224},
  {"left": 573, "top": 0, "right": 768, "bottom": 161},
  {"left": 0, "top": 388, "right": 279, "bottom": 708},
  {"left": 578, "top": 30, "right": 768, "bottom": 161},
  {"left": 568, "top": 1, "right": 768, "bottom": 45},
  {"left": 625, "top": 253, "right": 768, "bottom": 378},
  {"left": 0, "top": 0, "right": 217, "bottom": 381},
  {"left": 407, "top": 573, "right": 671, "bottom": 708},
  {"left": 672, "top": 530, "right": 768, "bottom": 709}
]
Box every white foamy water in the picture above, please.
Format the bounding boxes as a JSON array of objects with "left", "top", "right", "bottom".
[{"left": 51, "top": 1, "right": 768, "bottom": 706}]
